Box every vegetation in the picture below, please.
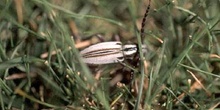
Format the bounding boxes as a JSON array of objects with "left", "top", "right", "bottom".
[{"left": 0, "top": 0, "right": 220, "bottom": 109}]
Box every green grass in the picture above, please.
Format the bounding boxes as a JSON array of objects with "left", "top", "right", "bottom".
[{"left": 0, "top": 0, "right": 220, "bottom": 109}]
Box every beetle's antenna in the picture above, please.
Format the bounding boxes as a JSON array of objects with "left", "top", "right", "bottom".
[
  {"left": 140, "top": 0, "right": 151, "bottom": 39},
  {"left": 129, "top": 0, "right": 151, "bottom": 91}
]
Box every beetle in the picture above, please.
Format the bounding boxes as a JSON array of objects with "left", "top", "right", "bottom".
[{"left": 80, "top": 41, "right": 147, "bottom": 65}]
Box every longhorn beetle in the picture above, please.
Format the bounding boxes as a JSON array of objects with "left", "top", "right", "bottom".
[{"left": 80, "top": 0, "right": 151, "bottom": 86}]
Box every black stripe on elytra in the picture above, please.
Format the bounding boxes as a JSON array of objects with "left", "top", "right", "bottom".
[{"left": 82, "top": 48, "right": 122, "bottom": 58}]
